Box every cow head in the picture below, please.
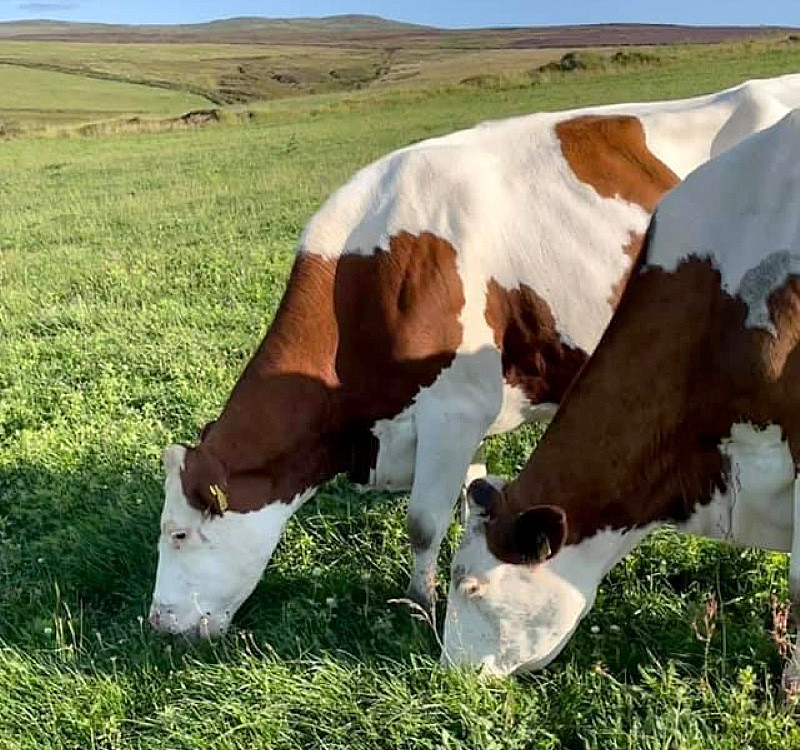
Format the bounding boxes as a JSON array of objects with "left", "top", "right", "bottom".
[
  {"left": 148, "top": 444, "right": 312, "bottom": 638},
  {"left": 442, "top": 478, "right": 634, "bottom": 674}
]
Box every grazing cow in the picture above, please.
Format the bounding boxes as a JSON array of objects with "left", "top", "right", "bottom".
[
  {"left": 442, "top": 108, "right": 800, "bottom": 693},
  {"left": 150, "top": 75, "right": 800, "bottom": 638}
]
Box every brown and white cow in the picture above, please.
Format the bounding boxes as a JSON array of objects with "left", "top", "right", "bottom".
[
  {"left": 442, "top": 107, "right": 800, "bottom": 692},
  {"left": 150, "top": 75, "right": 800, "bottom": 638}
]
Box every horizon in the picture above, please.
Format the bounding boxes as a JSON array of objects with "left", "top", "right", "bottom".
[
  {"left": 0, "top": 14, "right": 796, "bottom": 30},
  {"left": 1, "top": 1, "right": 798, "bottom": 30}
]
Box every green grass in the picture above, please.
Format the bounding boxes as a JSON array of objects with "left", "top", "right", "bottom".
[
  {"left": 0, "top": 62, "right": 210, "bottom": 134},
  {"left": 2, "top": 44, "right": 800, "bottom": 749}
]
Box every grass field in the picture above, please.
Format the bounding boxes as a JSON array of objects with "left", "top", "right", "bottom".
[
  {"left": 0, "top": 63, "right": 209, "bottom": 133},
  {"left": 2, "top": 39, "right": 800, "bottom": 750}
]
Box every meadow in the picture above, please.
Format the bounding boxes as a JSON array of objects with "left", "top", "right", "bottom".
[{"left": 2, "top": 38, "right": 800, "bottom": 749}]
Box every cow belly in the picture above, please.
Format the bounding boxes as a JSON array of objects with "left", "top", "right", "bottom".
[{"left": 368, "top": 382, "right": 548, "bottom": 490}]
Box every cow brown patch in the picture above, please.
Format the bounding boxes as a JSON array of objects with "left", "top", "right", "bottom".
[
  {"left": 556, "top": 115, "right": 680, "bottom": 310},
  {"left": 484, "top": 278, "right": 589, "bottom": 405},
  {"left": 184, "top": 231, "right": 465, "bottom": 514},
  {"left": 487, "top": 253, "right": 800, "bottom": 556},
  {"left": 555, "top": 115, "right": 680, "bottom": 213}
]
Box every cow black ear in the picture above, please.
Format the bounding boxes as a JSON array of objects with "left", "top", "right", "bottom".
[
  {"left": 503, "top": 505, "right": 567, "bottom": 564},
  {"left": 467, "top": 478, "right": 500, "bottom": 514},
  {"left": 199, "top": 420, "right": 217, "bottom": 442}
]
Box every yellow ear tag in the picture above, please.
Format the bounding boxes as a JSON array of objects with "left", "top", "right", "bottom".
[
  {"left": 536, "top": 535, "right": 552, "bottom": 562},
  {"left": 209, "top": 484, "right": 228, "bottom": 513}
]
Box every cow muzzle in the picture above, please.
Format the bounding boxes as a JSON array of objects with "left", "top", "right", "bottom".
[{"left": 148, "top": 601, "right": 230, "bottom": 640}]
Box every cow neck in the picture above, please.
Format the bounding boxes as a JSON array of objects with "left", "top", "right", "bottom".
[
  {"left": 489, "top": 258, "right": 741, "bottom": 551},
  {"left": 201, "top": 253, "right": 361, "bottom": 505},
  {"left": 196, "top": 230, "right": 465, "bottom": 512}
]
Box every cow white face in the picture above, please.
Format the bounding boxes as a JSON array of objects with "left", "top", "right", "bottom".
[
  {"left": 442, "top": 479, "right": 641, "bottom": 675},
  {"left": 149, "top": 445, "right": 312, "bottom": 638}
]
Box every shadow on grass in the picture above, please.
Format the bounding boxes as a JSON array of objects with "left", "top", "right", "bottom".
[
  {"left": 0, "top": 456, "right": 787, "bottom": 687},
  {"left": 0, "top": 456, "right": 438, "bottom": 676}
]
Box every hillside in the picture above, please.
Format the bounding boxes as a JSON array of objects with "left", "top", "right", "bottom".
[
  {"left": 0, "top": 17, "right": 798, "bottom": 136},
  {"left": 0, "top": 16, "right": 795, "bottom": 48}
]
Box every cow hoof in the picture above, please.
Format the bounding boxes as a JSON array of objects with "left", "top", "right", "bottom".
[
  {"left": 782, "top": 674, "right": 800, "bottom": 703},
  {"left": 781, "top": 648, "right": 800, "bottom": 703},
  {"left": 405, "top": 580, "right": 437, "bottom": 622}
]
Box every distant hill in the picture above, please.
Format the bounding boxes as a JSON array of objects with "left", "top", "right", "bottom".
[
  {"left": 0, "top": 16, "right": 795, "bottom": 48},
  {"left": 0, "top": 15, "right": 436, "bottom": 45}
]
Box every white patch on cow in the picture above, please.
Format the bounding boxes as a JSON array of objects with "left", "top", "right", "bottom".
[
  {"left": 641, "top": 76, "right": 798, "bottom": 179},
  {"left": 403, "top": 346, "right": 505, "bottom": 609},
  {"left": 648, "top": 109, "right": 800, "bottom": 337},
  {"left": 489, "top": 386, "right": 556, "bottom": 435},
  {"left": 465, "top": 443, "right": 488, "bottom": 486},
  {"left": 149, "top": 445, "right": 314, "bottom": 637},
  {"left": 682, "top": 423, "right": 795, "bottom": 551},
  {"left": 442, "top": 422, "right": 799, "bottom": 675}
]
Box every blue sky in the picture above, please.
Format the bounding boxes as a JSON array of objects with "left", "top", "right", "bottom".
[{"left": 1, "top": 1, "right": 798, "bottom": 28}]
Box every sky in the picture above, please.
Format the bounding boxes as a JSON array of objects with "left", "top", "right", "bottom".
[{"left": 0, "top": 1, "right": 798, "bottom": 29}]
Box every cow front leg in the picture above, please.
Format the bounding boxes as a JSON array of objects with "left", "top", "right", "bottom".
[
  {"left": 781, "top": 476, "right": 800, "bottom": 699},
  {"left": 405, "top": 400, "right": 494, "bottom": 616}
]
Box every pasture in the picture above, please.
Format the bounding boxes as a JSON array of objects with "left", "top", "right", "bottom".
[
  {"left": 2, "top": 39, "right": 800, "bottom": 749},
  {"left": 0, "top": 63, "right": 208, "bottom": 133}
]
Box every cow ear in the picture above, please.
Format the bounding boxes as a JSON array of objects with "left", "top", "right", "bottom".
[
  {"left": 199, "top": 420, "right": 217, "bottom": 442},
  {"left": 181, "top": 445, "right": 230, "bottom": 517},
  {"left": 467, "top": 478, "right": 501, "bottom": 515},
  {"left": 163, "top": 444, "right": 185, "bottom": 474},
  {"left": 498, "top": 505, "right": 567, "bottom": 565}
]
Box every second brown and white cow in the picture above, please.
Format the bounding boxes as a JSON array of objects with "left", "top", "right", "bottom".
[
  {"left": 150, "top": 74, "right": 800, "bottom": 638},
  {"left": 442, "top": 107, "right": 800, "bottom": 691}
]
